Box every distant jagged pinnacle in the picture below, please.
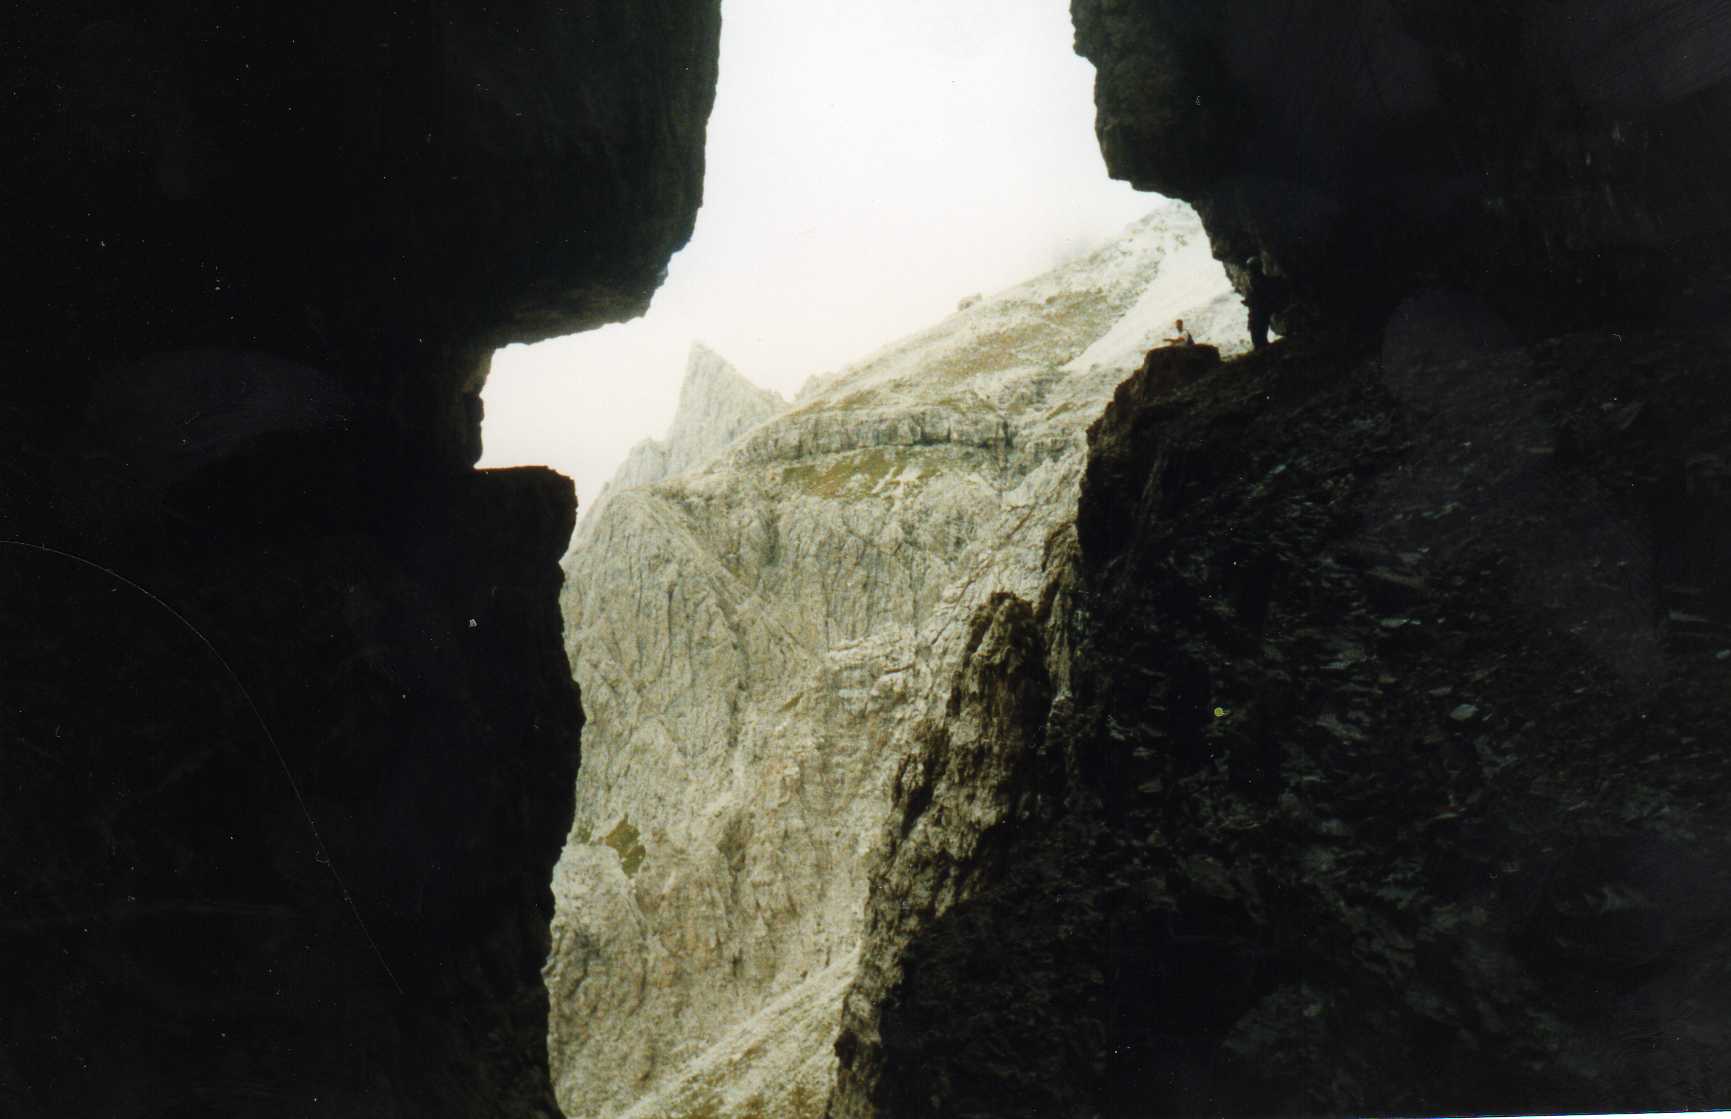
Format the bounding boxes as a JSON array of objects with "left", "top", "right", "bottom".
[
  {"left": 678, "top": 341, "right": 749, "bottom": 398},
  {"left": 592, "top": 344, "right": 787, "bottom": 506},
  {"left": 665, "top": 343, "right": 785, "bottom": 467},
  {"left": 686, "top": 339, "right": 731, "bottom": 374}
]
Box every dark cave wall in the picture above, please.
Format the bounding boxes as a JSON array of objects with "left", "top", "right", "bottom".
[
  {"left": 6, "top": 466, "right": 585, "bottom": 1118},
  {"left": 842, "top": 336, "right": 1731, "bottom": 1118},
  {"left": 2, "top": 3, "right": 720, "bottom": 1115},
  {"left": 1072, "top": 0, "right": 1731, "bottom": 335},
  {"left": 7, "top": 0, "right": 720, "bottom": 465}
]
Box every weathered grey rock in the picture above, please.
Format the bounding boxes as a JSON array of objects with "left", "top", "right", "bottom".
[
  {"left": 608, "top": 438, "right": 673, "bottom": 496},
  {"left": 598, "top": 343, "right": 788, "bottom": 505},
  {"left": 546, "top": 207, "right": 1244, "bottom": 1118},
  {"left": 666, "top": 345, "right": 790, "bottom": 476}
]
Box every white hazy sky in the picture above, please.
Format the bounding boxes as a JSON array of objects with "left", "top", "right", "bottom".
[{"left": 479, "top": 0, "right": 1164, "bottom": 507}]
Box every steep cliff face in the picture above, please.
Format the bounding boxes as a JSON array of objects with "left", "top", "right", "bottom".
[
  {"left": 839, "top": 325, "right": 1731, "bottom": 1116},
  {"left": 546, "top": 208, "right": 1244, "bottom": 1118},
  {"left": 828, "top": 575, "right": 1077, "bottom": 1119},
  {"left": 3, "top": 5, "right": 720, "bottom": 1115},
  {"left": 1072, "top": 0, "right": 1731, "bottom": 335}
]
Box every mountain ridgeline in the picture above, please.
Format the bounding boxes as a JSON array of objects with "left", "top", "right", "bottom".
[
  {"left": 545, "top": 207, "right": 1245, "bottom": 1118},
  {"left": 599, "top": 344, "right": 789, "bottom": 501}
]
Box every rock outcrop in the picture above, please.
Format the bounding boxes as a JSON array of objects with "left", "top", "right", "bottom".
[
  {"left": 836, "top": 324, "right": 1731, "bottom": 1116},
  {"left": 601, "top": 344, "right": 789, "bottom": 503},
  {"left": 3, "top": 5, "right": 720, "bottom": 1115},
  {"left": 827, "top": 10, "right": 1731, "bottom": 1114},
  {"left": 12, "top": 2, "right": 721, "bottom": 468},
  {"left": 546, "top": 208, "right": 1244, "bottom": 1118},
  {"left": 1072, "top": 0, "right": 1731, "bottom": 336}
]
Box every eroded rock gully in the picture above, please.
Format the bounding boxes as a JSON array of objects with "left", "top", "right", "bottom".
[{"left": 3, "top": 4, "right": 719, "bottom": 1115}]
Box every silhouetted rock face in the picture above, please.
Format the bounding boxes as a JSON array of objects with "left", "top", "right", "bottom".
[
  {"left": 843, "top": 331, "right": 1731, "bottom": 1117},
  {"left": 3, "top": 5, "right": 718, "bottom": 1115},
  {"left": 1072, "top": 0, "right": 1731, "bottom": 335},
  {"left": 833, "top": 14, "right": 1731, "bottom": 1112},
  {"left": 5, "top": 463, "right": 584, "bottom": 1119},
  {"left": 12, "top": 1, "right": 721, "bottom": 465}
]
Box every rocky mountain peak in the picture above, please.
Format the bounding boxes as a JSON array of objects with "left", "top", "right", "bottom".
[
  {"left": 590, "top": 343, "right": 786, "bottom": 505},
  {"left": 547, "top": 205, "right": 1247, "bottom": 1118},
  {"left": 682, "top": 339, "right": 745, "bottom": 386},
  {"left": 665, "top": 342, "right": 787, "bottom": 474}
]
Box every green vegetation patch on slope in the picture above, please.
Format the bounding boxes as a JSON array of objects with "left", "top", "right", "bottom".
[
  {"left": 598, "top": 817, "right": 648, "bottom": 877},
  {"left": 779, "top": 447, "right": 916, "bottom": 499}
]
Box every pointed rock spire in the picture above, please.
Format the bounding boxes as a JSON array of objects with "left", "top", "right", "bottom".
[
  {"left": 592, "top": 343, "right": 786, "bottom": 504},
  {"left": 664, "top": 343, "right": 786, "bottom": 476}
]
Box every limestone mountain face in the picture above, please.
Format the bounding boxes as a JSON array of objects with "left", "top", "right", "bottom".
[
  {"left": 545, "top": 206, "right": 1245, "bottom": 1118},
  {"left": 602, "top": 343, "right": 789, "bottom": 500},
  {"left": 665, "top": 345, "right": 791, "bottom": 477}
]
